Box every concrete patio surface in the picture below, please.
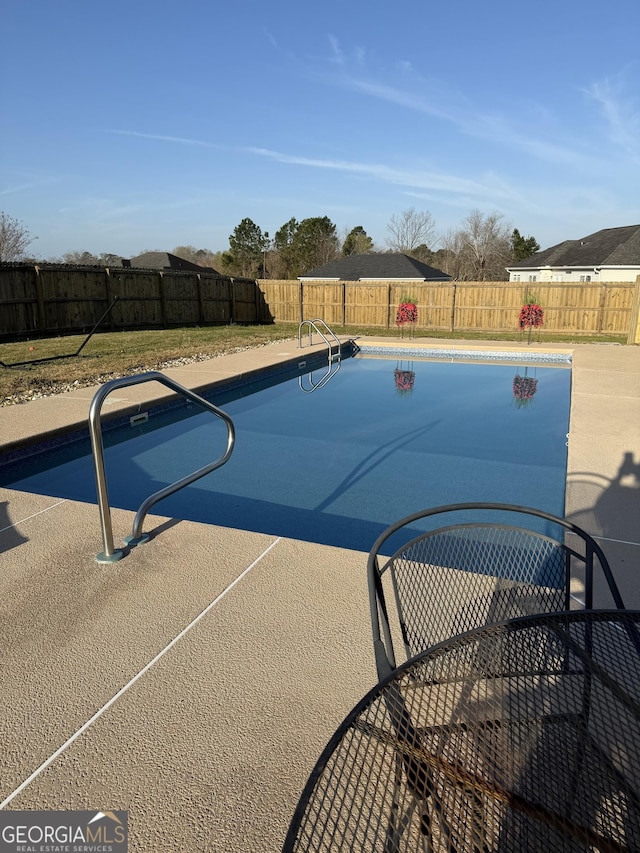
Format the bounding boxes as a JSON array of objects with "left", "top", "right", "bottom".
[{"left": 0, "top": 335, "right": 638, "bottom": 851}]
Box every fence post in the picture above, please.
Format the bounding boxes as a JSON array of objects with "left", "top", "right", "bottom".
[
  {"left": 628, "top": 276, "right": 640, "bottom": 345},
  {"left": 34, "top": 265, "right": 46, "bottom": 333},
  {"left": 196, "top": 274, "right": 204, "bottom": 324},
  {"left": 299, "top": 282, "right": 304, "bottom": 323},
  {"left": 230, "top": 277, "right": 236, "bottom": 324},
  {"left": 450, "top": 283, "right": 457, "bottom": 332},
  {"left": 158, "top": 272, "right": 167, "bottom": 326},
  {"left": 104, "top": 268, "right": 116, "bottom": 329},
  {"left": 597, "top": 283, "right": 607, "bottom": 333},
  {"left": 254, "top": 279, "right": 261, "bottom": 323}
]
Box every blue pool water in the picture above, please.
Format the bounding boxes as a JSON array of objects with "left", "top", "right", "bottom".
[{"left": 1, "top": 354, "right": 571, "bottom": 552}]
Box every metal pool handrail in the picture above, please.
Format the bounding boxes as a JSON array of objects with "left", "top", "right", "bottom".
[
  {"left": 298, "top": 359, "right": 341, "bottom": 393},
  {"left": 298, "top": 319, "right": 341, "bottom": 364},
  {"left": 89, "top": 371, "right": 235, "bottom": 563},
  {"left": 298, "top": 363, "right": 341, "bottom": 393}
]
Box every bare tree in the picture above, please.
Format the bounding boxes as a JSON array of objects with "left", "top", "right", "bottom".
[
  {"left": 436, "top": 228, "right": 466, "bottom": 278},
  {"left": 0, "top": 212, "right": 36, "bottom": 262},
  {"left": 452, "top": 210, "right": 512, "bottom": 280},
  {"left": 61, "top": 250, "right": 101, "bottom": 264},
  {"left": 57, "top": 250, "right": 124, "bottom": 266},
  {"left": 386, "top": 208, "right": 436, "bottom": 253},
  {"left": 172, "top": 245, "right": 219, "bottom": 268}
]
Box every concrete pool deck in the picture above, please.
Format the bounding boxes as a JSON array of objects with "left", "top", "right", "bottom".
[{"left": 0, "top": 335, "right": 639, "bottom": 851}]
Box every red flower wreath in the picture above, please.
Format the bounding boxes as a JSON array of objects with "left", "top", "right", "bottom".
[
  {"left": 396, "top": 302, "right": 418, "bottom": 326},
  {"left": 394, "top": 369, "right": 415, "bottom": 395},
  {"left": 513, "top": 374, "right": 538, "bottom": 400},
  {"left": 518, "top": 303, "right": 544, "bottom": 330}
]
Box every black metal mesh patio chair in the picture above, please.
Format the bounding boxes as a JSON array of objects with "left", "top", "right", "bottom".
[
  {"left": 368, "top": 502, "right": 625, "bottom": 680},
  {"left": 283, "top": 611, "right": 640, "bottom": 853}
]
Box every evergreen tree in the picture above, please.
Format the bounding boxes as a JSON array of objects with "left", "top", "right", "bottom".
[
  {"left": 342, "top": 225, "right": 374, "bottom": 256},
  {"left": 511, "top": 228, "right": 540, "bottom": 262},
  {"left": 272, "top": 217, "right": 300, "bottom": 279},
  {"left": 294, "top": 216, "right": 339, "bottom": 273},
  {"left": 224, "top": 218, "right": 270, "bottom": 277},
  {"left": 272, "top": 216, "right": 339, "bottom": 277}
]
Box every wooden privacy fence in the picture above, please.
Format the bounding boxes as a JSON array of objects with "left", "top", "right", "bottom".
[
  {"left": 258, "top": 279, "right": 640, "bottom": 342},
  {"left": 0, "top": 265, "right": 266, "bottom": 338},
  {"left": 1, "top": 266, "right": 639, "bottom": 343}
]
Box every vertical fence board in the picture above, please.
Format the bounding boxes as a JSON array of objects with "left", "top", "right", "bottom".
[
  {"left": 230, "top": 278, "right": 259, "bottom": 323},
  {"left": 257, "top": 281, "right": 300, "bottom": 323},
  {"left": 0, "top": 266, "right": 39, "bottom": 334},
  {"left": 345, "top": 284, "right": 387, "bottom": 327},
  {"left": 108, "top": 270, "right": 163, "bottom": 327},
  {"left": 38, "top": 267, "right": 110, "bottom": 331},
  {"left": 161, "top": 273, "right": 200, "bottom": 324},
  {"left": 200, "top": 275, "right": 232, "bottom": 323},
  {"left": 301, "top": 283, "right": 344, "bottom": 325}
]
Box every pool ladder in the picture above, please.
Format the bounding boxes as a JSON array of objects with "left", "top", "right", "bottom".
[
  {"left": 298, "top": 319, "right": 342, "bottom": 392},
  {"left": 89, "top": 372, "right": 235, "bottom": 563}
]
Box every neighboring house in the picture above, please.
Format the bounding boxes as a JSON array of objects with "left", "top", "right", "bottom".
[
  {"left": 300, "top": 252, "right": 451, "bottom": 282},
  {"left": 123, "top": 252, "right": 220, "bottom": 273},
  {"left": 507, "top": 225, "right": 640, "bottom": 283}
]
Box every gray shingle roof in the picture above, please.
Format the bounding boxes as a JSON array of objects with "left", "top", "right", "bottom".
[
  {"left": 128, "top": 252, "right": 219, "bottom": 273},
  {"left": 301, "top": 253, "right": 451, "bottom": 281},
  {"left": 510, "top": 225, "right": 640, "bottom": 269}
]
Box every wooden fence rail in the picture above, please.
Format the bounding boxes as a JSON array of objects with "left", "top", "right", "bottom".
[
  {"left": 1, "top": 266, "right": 639, "bottom": 343},
  {"left": 258, "top": 279, "right": 640, "bottom": 343}
]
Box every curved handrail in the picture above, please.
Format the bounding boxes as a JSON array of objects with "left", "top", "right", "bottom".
[
  {"left": 298, "top": 318, "right": 341, "bottom": 361},
  {"left": 89, "top": 371, "right": 235, "bottom": 562},
  {"left": 298, "top": 360, "right": 341, "bottom": 393}
]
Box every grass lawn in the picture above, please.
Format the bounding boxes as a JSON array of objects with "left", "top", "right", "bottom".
[{"left": 0, "top": 323, "right": 626, "bottom": 406}]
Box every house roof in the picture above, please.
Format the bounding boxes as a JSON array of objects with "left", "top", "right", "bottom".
[
  {"left": 127, "top": 252, "right": 219, "bottom": 273},
  {"left": 510, "top": 225, "right": 640, "bottom": 269},
  {"left": 300, "top": 252, "right": 451, "bottom": 281}
]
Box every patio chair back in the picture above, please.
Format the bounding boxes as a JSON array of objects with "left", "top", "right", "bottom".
[{"left": 368, "top": 502, "right": 625, "bottom": 680}]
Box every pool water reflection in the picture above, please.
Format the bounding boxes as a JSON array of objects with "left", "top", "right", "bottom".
[{"left": 1, "top": 356, "right": 571, "bottom": 552}]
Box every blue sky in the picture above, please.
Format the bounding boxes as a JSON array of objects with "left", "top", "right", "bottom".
[{"left": 2, "top": 0, "right": 639, "bottom": 260}]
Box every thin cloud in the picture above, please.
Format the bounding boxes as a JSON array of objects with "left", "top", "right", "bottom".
[
  {"left": 327, "top": 36, "right": 366, "bottom": 68},
  {"left": 343, "top": 75, "right": 454, "bottom": 122},
  {"left": 464, "top": 111, "right": 599, "bottom": 170},
  {"left": 0, "top": 175, "right": 62, "bottom": 195},
  {"left": 107, "top": 129, "right": 221, "bottom": 149},
  {"left": 264, "top": 28, "right": 278, "bottom": 49},
  {"left": 327, "top": 35, "right": 344, "bottom": 66},
  {"left": 317, "top": 52, "right": 605, "bottom": 171},
  {"left": 1, "top": 181, "right": 48, "bottom": 196},
  {"left": 242, "top": 143, "right": 624, "bottom": 235},
  {"left": 354, "top": 46, "right": 366, "bottom": 67},
  {"left": 244, "top": 145, "right": 515, "bottom": 202},
  {"left": 585, "top": 78, "right": 640, "bottom": 162},
  {"left": 58, "top": 194, "right": 206, "bottom": 223}
]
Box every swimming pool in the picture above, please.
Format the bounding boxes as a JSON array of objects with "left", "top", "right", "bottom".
[{"left": 1, "top": 352, "right": 572, "bottom": 552}]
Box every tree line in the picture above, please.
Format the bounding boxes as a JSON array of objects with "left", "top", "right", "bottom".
[
  {"left": 0, "top": 208, "right": 540, "bottom": 281},
  {"left": 213, "top": 209, "right": 539, "bottom": 281}
]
